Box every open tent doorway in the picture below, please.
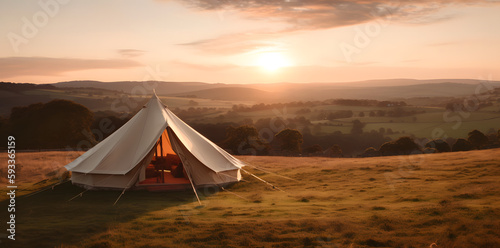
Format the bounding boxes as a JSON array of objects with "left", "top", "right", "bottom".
[{"left": 137, "top": 128, "right": 191, "bottom": 190}]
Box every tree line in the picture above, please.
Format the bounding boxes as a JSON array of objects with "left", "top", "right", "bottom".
[
  {"left": 1, "top": 99, "right": 498, "bottom": 159},
  {"left": 231, "top": 99, "right": 408, "bottom": 112}
]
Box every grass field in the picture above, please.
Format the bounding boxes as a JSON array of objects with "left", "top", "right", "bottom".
[
  {"left": 204, "top": 102, "right": 500, "bottom": 139},
  {"left": 1, "top": 149, "right": 499, "bottom": 247}
]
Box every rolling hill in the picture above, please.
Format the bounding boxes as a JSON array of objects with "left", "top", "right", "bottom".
[
  {"left": 54, "top": 80, "right": 221, "bottom": 96},
  {"left": 52, "top": 79, "right": 500, "bottom": 102}
]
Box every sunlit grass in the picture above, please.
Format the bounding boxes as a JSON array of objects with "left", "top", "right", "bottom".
[{"left": 2, "top": 149, "right": 500, "bottom": 247}]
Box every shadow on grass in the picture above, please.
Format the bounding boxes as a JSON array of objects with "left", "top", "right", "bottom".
[{"left": 2, "top": 182, "right": 202, "bottom": 248}]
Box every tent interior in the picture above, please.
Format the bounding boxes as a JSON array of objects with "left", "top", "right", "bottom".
[{"left": 137, "top": 128, "right": 191, "bottom": 188}]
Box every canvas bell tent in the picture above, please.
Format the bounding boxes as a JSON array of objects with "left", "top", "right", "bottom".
[{"left": 65, "top": 94, "right": 245, "bottom": 191}]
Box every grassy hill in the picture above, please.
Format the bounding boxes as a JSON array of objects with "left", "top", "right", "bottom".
[
  {"left": 0, "top": 83, "right": 245, "bottom": 116},
  {"left": 1, "top": 149, "right": 499, "bottom": 247},
  {"left": 52, "top": 79, "right": 500, "bottom": 102},
  {"left": 54, "top": 80, "right": 218, "bottom": 96}
]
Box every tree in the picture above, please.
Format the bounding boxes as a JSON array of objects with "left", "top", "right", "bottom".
[
  {"left": 425, "top": 139, "right": 451, "bottom": 153},
  {"left": 275, "top": 128, "right": 303, "bottom": 155},
  {"left": 379, "top": 127, "right": 386, "bottom": 135},
  {"left": 359, "top": 112, "right": 365, "bottom": 117},
  {"left": 221, "top": 125, "right": 268, "bottom": 155},
  {"left": 9, "top": 100, "right": 95, "bottom": 149},
  {"left": 350, "top": 119, "right": 365, "bottom": 134},
  {"left": 0, "top": 116, "right": 7, "bottom": 146},
  {"left": 467, "top": 129, "right": 488, "bottom": 149},
  {"left": 361, "top": 147, "right": 379, "bottom": 157},
  {"left": 379, "top": 136, "right": 421, "bottom": 156},
  {"left": 452, "top": 138, "right": 473, "bottom": 152},
  {"left": 327, "top": 110, "right": 353, "bottom": 120},
  {"left": 423, "top": 147, "right": 437, "bottom": 154},
  {"left": 304, "top": 144, "right": 323, "bottom": 156},
  {"left": 325, "top": 145, "right": 343, "bottom": 157},
  {"left": 188, "top": 100, "right": 199, "bottom": 106},
  {"left": 376, "top": 110, "right": 386, "bottom": 117}
]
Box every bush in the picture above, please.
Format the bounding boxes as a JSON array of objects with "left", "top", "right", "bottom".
[
  {"left": 361, "top": 147, "right": 379, "bottom": 157},
  {"left": 303, "top": 144, "right": 323, "bottom": 156},
  {"left": 425, "top": 139, "right": 451, "bottom": 152},
  {"left": 452, "top": 138, "right": 474, "bottom": 152},
  {"left": 327, "top": 110, "right": 353, "bottom": 120},
  {"left": 325, "top": 145, "right": 343, "bottom": 157}
]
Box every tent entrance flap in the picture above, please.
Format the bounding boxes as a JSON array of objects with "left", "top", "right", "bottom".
[
  {"left": 155, "top": 129, "right": 176, "bottom": 158},
  {"left": 137, "top": 128, "right": 191, "bottom": 188}
]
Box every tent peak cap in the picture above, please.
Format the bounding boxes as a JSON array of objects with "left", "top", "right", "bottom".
[{"left": 149, "top": 92, "right": 167, "bottom": 108}]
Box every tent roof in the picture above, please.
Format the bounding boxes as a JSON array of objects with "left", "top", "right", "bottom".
[{"left": 65, "top": 94, "right": 245, "bottom": 175}]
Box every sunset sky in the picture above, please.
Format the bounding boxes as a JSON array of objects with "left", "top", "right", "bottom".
[{"left": 1, "top": 0, "right": 499, "bottom": 84}]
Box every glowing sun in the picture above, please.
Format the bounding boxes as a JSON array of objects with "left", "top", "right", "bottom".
[{"left": 256, "top": 52, "right": 291, "bottom": 72}]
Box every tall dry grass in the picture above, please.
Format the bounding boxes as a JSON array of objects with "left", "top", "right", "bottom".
[
  {"left": 2, "top": 148, "right": 500, "bottom": 247},
  {"left": 0, "top": 151, "right": 83, "bottom": 185}
]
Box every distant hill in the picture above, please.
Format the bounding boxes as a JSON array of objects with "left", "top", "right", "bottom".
[
  {"left": 314, "top": 78, "right": 492, "bottom": 88},
  {"left": 2, "top": 79, "right": 499, "bottom": 115},
  {"left": 171, "top": 87, "right": 274, "bottom": 101},
  {"left": 54, "top": 80, "right": 222, "bottom": 96},
  {"left": 52, "top": 79, "right": 500, "bottom": 102}
]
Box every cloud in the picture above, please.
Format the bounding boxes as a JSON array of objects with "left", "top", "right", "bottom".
[
  {"left": 178, "top": 32, "right": 286, "bottom": 55},
  {"left": 175, "top": 0, "right": 499, "bottom": 55},
  {"left": 117, "top": 49, "right": 146, "bottom": 58},
  {"left": 175, "top": 0, "right": 499, "bottom": 30},
  {"left": 427, "top": 41, "right": 460, "bottom": 47},
  {"left": 0, "top": 57, "right": 142, "bottom": 78},
  {"left": 170, "top": 60, "right": 238, "bottom": 71}
]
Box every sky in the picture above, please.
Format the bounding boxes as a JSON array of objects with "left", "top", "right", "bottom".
[{"left": 1, "top": 0, "right": 499, "bottom": 84}]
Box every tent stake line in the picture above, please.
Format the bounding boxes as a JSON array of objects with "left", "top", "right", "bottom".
[
  {"left": 183, "top": 158, "right": 202, "bottom": 206},
  {"left": 20, "top": 179, "right": 70, "bottom": 199},
  {"left": 68, "top": 189, "right": 89, "bottom": 202},
  {"left": 221, "top": 187, "right": 249, "bottom": 201},
  {"left": 246, "top": 164, "right": 298, "bottom": 182},
  {"left": 241, "top": 168, "right": 286, "bottom": 192},
  {"left": 113, "top": 164, "right": 143, "bottom": 206}
]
